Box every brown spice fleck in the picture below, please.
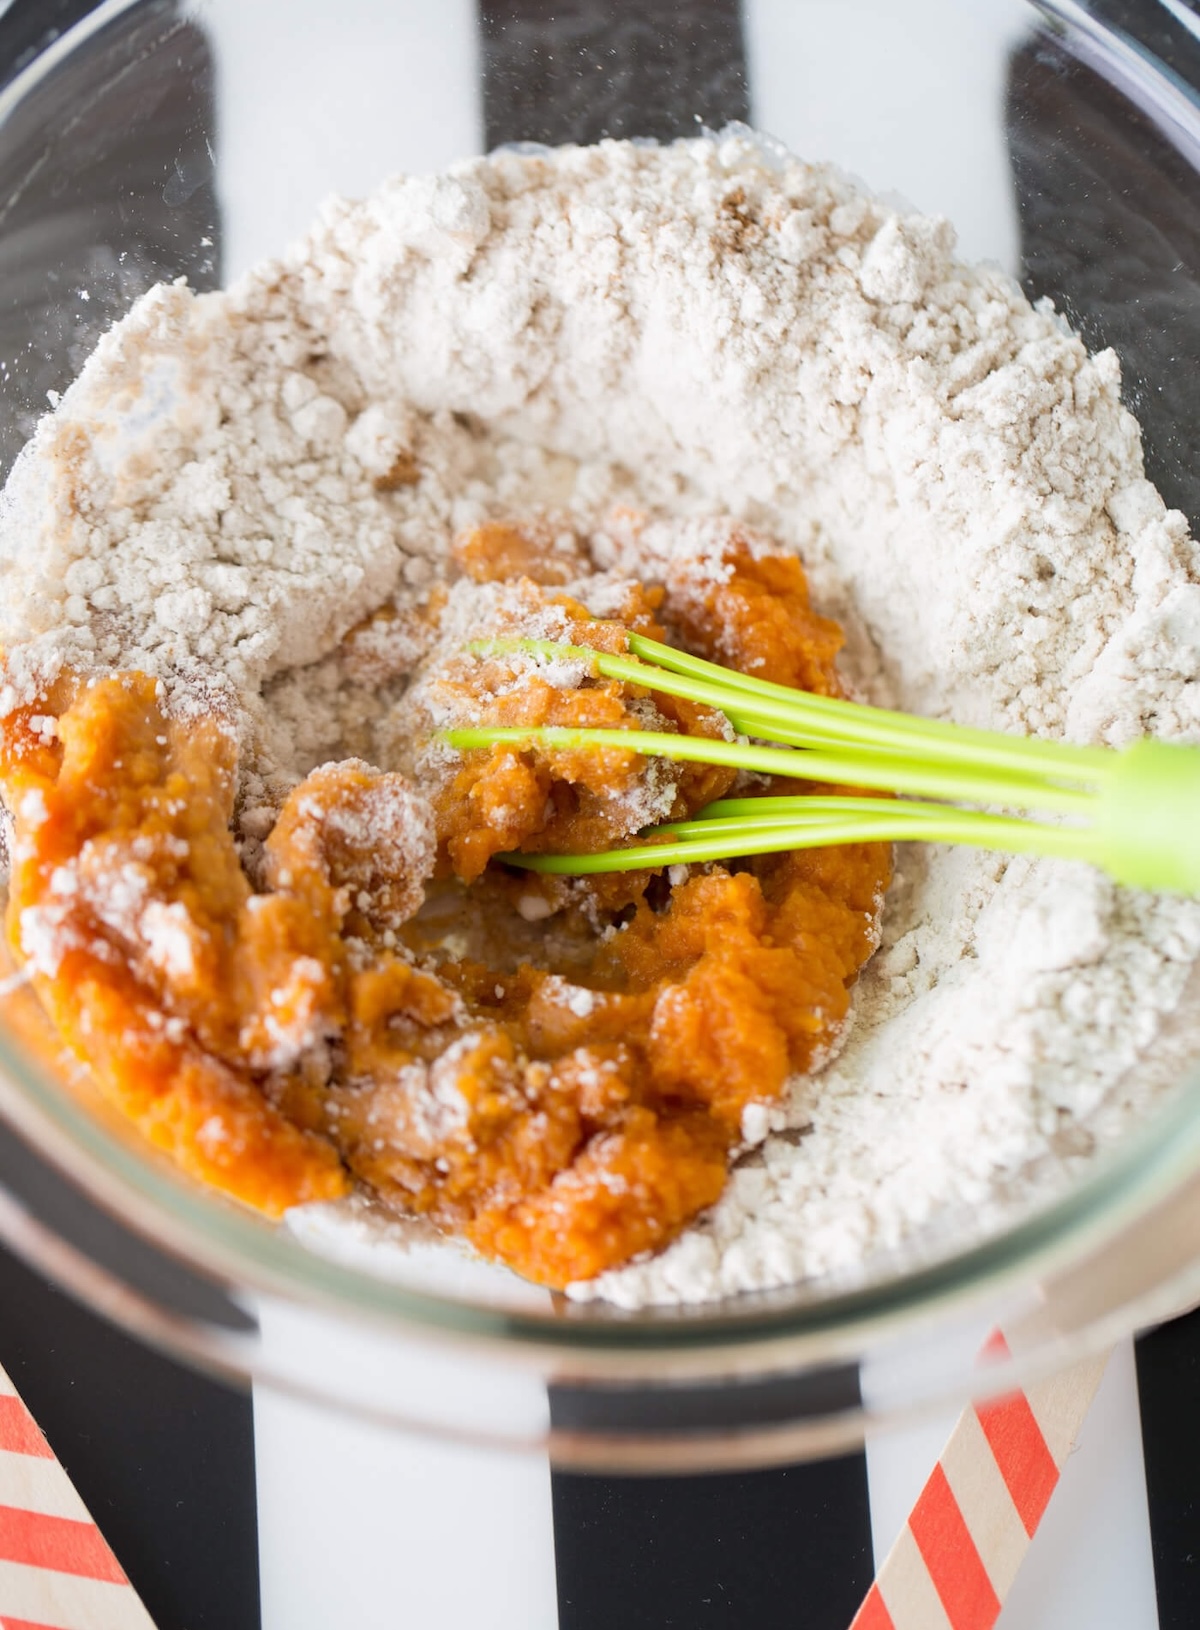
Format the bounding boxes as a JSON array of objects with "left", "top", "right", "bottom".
[
  {"left": 715, "top": 186, "right": 766, "bottom": 253},
  {"left": 373, "top": 450, "right": 421, "bottom": 491}
]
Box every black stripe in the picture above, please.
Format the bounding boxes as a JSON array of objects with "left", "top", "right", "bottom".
[
  {"left": 548, "top": 1369, "right": 874, "bottom": 1628},
  {"left": 0, "top": 0, "right": 221, "bottom": 479},
  {"left": 0, "top": 1108, "right": 254, "bottom": 1332},
  {"left": 0, "top": 1232, "right": 261, "bottom": 1630},
  {"left": 548, "top": 1359, "right": 865, "bottom": 1438},
  {"left": 478, "top": 0, "right": 749, "bottom": 150},
  {"left": 0, "top": 0, "right": 103, "bottom": 89},
  {"left": 1137, "top": 1312, "right": 1200, "bottom": 1630},
  {"left": 1006, "top": 18, "right": 1200, "bottom": 535},
  {"left": 550, "top": 1437, "right": 873, "bottom": 1630}
]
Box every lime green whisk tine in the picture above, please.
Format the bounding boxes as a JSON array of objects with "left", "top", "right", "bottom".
[
  {"left": 440, "top": 725, "right": 1097, "bottom": 814},
  {"left": 625, "top": 633, "right": 1115, "bottom": 780},
  {"left": 469, "top": 634, "right": 1113, "bottom": 785},
  {"left": 453, "top": 635, "right": 1200, "bottom": 897}
]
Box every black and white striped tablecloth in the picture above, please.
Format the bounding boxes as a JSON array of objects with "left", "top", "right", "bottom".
[
  {"left": 2, "top": 0, "right": 1200, "bottom": 1625},
  {"left": 3, "top": 1235, "right": 1198, "bottom": 1630}
]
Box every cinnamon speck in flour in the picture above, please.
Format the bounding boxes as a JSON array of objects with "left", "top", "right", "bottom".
[{"left": 4, "top": 130, "right": 1200, "bottom": 1306}]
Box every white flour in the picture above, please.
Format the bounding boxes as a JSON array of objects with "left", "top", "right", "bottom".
[{"left": 3, "top": 129, "right": 1200, "bottom": 1307}]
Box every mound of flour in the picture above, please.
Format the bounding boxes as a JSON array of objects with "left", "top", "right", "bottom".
[{"left": 3, "top": 129, "right": 1200, "bottom": 1308}]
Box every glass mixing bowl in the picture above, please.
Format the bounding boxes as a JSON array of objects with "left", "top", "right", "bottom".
[{"left": 2, "top": 0, "right": 1200, "bottom": 1470}]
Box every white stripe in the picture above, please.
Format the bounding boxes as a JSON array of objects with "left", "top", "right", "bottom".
[
  {"left": 0, "top": 1363, "right": 18, "bottom": 1398},
  {"left": 875, "top": 1525, "right": 955, "bottom": 1630},
  {"left": 1022, "top": 1351, "right": 1108, "bottom": 1466},
  {"left": 253, "top": 1293, "right": 559, "bottom": 1630},
  {"left": 742, "top": 0, "right": 1026, "bottom": 271},
  {"left": 198, "top": 0, "right": 483, "bottom": 279},
  {"left": 0, "top": 1447, "right": 91, "bottom": 1521},
  {"left": 939, "top": 1407, "right": 1029, "bottom": 1599},
  {"left": 0, "top": 1556, "right": 154, "bottom": 1630}
]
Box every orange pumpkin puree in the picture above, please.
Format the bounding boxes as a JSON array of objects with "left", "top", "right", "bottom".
[{"left": 0, "top": 525, "right": 890, "bottom": 1288}]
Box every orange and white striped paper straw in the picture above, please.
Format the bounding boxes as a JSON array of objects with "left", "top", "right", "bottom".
[
  {"left": 0, "top": 1360, "right": 155, "bottom": 1630},
  {"left": 851, "top": 1332, "right": 1110, "bottom": 1630}
]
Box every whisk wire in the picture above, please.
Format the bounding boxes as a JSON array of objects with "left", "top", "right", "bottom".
[{"left": 446, "top": 637, "right": 1200, "bottom": 894}]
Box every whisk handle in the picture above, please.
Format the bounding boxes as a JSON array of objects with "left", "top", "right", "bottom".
[{"left": 1097, "top": 739, "right": 1200, "bottom": 894}]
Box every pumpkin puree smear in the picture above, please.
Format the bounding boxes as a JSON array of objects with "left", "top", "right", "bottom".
[{"left": 0, "top": 522, "right": 890, "bottom": 1288}]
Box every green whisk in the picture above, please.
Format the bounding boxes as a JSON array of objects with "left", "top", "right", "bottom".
[{"left": 440, "top": 634, "right": 1200, "bottom": 894}]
